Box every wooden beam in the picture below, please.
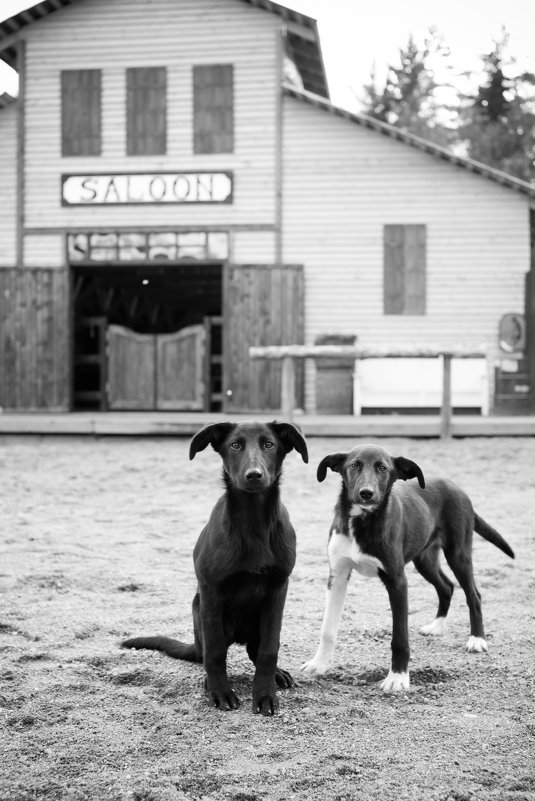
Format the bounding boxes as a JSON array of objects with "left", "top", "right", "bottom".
[
  {"left": 440, "top": 354, "right": 453, "bottom": 439},
  {"left": 525, "top": 269, "right": 535, "bottom": 412},
  {"left": 250, "top": 344, "right": 486, "bottom": 360},
  {"left": 280, "top": 356, "right": 296, "bottom": 419},
  {"left": 16, "top": 39, "right": 25, "bottom": 269}
]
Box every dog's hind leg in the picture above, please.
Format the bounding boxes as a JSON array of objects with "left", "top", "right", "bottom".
[
  {"left": 414, "top": 546, "right": 454, "bottom": 637},
  {"left": 301, "top": 570, "right": 351, "bottom": 676},
  {"left": 443, "top": 541, "right": 487, "bottom": 653}
]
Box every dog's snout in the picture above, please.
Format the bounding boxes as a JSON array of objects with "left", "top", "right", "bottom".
[
  {"left": 359, "top": 488, "right": 374, "bottom": 501},
  {"left": 245, "top": 468, "right": 264, "bottom": 483}
]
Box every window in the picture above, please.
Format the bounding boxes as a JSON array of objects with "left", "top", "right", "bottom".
[
  {"left": 67, "top": 231, "right": 229, "bottom": 263},
  {"left": 383, "top": 224, "right": 426, "bottom": 315},
  {"left": 126, "top": 67, "right": 167, "bottom": 156},
  {"left": 61, "top": 69, "right": 101, "bottom": 156},
  {"left": 193, "top": 64, "right": 234, "bottom": 154}
]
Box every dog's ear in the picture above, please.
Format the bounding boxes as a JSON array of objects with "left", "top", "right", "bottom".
[
  {"left": 316, "top": 453, "right": 347, "bottom": 482},
  {"left": 394, "top": 456, "right": 425, "bottom": 488},
  {"left": 268, "top": 421, "right": 309, "bottom": 463},
  {"left": 189, "top": 422, "right": 236, "bottom": 460}
]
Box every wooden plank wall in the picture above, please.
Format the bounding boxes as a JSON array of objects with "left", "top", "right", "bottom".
[
  {"left": 0, "top": 268, "right": 70, "bottom": 410},
  {"left": 223, "top": 264, "right": 304, "bottom": 412}
]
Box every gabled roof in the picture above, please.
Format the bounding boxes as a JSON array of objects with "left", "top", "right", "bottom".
[
  {"left": 283, "top": 82, "right": 535, "bottom": 199},
  {"left": 0, "top": 0, "right": 329, "bottom": 97}
]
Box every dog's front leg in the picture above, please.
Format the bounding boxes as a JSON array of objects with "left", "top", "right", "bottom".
[
  {"left": 199, "top": 584, "right": 240, "bottom": 711},
  {"left": 301, "top": 569, "right": 351, "bottom": 677},
  {"left": 252, "top": 582, "right": 290, "bottom": 716},
  {"left": 379, "top": 571, "right": 410, "bottom": 693}
]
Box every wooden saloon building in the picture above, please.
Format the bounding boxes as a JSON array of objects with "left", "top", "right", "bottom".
[{"left": 0, "top": 0, "right": 534, "bottom": 415}]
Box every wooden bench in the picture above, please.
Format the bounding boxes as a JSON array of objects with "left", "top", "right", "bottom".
[{"left": 354, "top": 357, "right": 489, "bottom": 415}]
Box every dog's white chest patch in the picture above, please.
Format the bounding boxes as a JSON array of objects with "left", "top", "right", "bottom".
[{"left": 328, "top": 529, "right": 385, "bottom": 578}]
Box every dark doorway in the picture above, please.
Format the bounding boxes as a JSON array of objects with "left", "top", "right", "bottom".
[{"left": 72, "top": 262, "right": 222, "bottom": 411}]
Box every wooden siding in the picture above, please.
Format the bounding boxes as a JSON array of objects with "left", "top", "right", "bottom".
[
  {"left": 0, "top": 268, "right": 70, "bottom": 410},
  {"left": 0, "top": 104, "right": 17, "bottom": 266},
  {"left": 24, "top": 233, "right": 65, "bottom": 267},
  {"left": 281, "top": 96, "right": 530, "bottom": 410},
  {"left": 21, "top": 0, "right": 280, "bottom": 232},
  {"left": 232, "top": 230, "right": 276, "bottom": 263}
]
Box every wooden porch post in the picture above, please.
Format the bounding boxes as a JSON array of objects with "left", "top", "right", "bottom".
[
  {"left": 440, "top": 353, "right": 453, "bottom": 439},
  {"left": 280, "top": 356, "right": 296, "bottom": 420}
]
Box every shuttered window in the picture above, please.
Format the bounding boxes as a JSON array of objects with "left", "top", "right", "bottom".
[
  {"left": 384, "top": 224, "right": 426, "bottom": 315},
  {"left": 126, "top": 67, "right": 167, "bottom": 156},
  {"left": 61, "top": 69, "right": 102, "bottom": 156},
  {"left": 193, "top": 64, "right": 234, "bottom": 154}
]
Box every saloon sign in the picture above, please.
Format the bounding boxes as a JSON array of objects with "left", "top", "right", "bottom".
[{"left": 61, "top": 171, "right": 233, "bottom": 205}]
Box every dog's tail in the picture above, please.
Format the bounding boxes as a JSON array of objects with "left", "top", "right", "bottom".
[
  {"left": 474, "top": 514, "right": 515, "bottom": 559},
  {"left": 122, "top": 636, "right": 202, "bottom": 662}
]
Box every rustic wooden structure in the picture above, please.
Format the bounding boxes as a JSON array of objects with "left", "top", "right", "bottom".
[
  {"left": 250, "top": 345, "right": 487, "bottom": 438},
  {"left": 0, "top": 0, "right": 533, "bottom": 415}
]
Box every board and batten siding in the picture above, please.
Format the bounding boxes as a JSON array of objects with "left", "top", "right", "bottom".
[
  {"left": 0, "top": 268, "right": 70, "bottom": 410},
  {"left": 281, "top": 96, "right": 530, "bottom": 410},
  {"left": 21, "top": 0, "right": 280, "bottom": 242},
  {"left": 0, "top": 103, "right": 17, "bottom": 266}
]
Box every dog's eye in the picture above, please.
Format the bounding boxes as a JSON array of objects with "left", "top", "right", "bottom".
[
  {"left": 350, "top": 461, "right": 361, "bottom": 471},
  {"left": 230, "top": 442, "right": 241, "bottom": 451},
  {"left": 264, "top": 441, "right": 274, "bottom": 449},
  {"left": 377, "top": 464, "right": 387, "bottom": 472}
]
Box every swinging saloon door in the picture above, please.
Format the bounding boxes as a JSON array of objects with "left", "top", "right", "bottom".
[{"left": 107, "top": 324, "right": 206, "bottom": 410}]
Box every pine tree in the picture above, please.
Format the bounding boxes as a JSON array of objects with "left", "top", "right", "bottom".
[
  {"left": 459, "top": 31, "right": 535, "bottom": 181},
  {"left": 360, "top": 30, "right": 454, "bottom": 147}
]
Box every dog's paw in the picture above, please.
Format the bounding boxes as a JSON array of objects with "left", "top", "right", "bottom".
[
  {"left": 419, "top": 617, "right": 448, "bottom": 636},
  {"left": 380, "top": 670, "right": 410, "bottom": 693},
  {"left": 466, "top": 636, "right": 488, "bottom": 653},
  {"left": 275, "top": 666, "right": 295, "bottom": 689},
  {"left": 206, "top": 688, "right": 241, "bottom": 711},
  {"left": 301, "top": 658, "right": 330, "bottom": 677},
  {"left": 252, "top": 691, "right": 279, "bottom": 716}
]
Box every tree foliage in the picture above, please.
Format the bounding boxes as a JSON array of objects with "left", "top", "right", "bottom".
[
  {"left": 459, "top": 32, "right": 535, "bottom": 181},
  {"left": 359, "top": 28, "right": 535, "bottom": 182},
  {"left": 360, "top": 30, "right": 454, "bottom": 147}
]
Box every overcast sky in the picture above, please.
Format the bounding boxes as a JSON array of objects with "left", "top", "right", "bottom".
[{"left": 1, "top": 0, "right": 534, "bottom": 110}]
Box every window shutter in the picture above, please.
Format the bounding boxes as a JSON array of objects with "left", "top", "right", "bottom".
[
  {"left": 61, "top": 69, "right": 102, "bottom": 156},
  {"left": 404, "top": 224, "right": 426, "bottom": 314},
  {"left": 126, "top": 67, "right": 167, "bottom": 156},
  {"left": 384, "top": 225, "right": 405, "bottom": 314},
  {"left": 384, "top": 224, "right": 426, "bottom": 315},
  {"left": 193, "top": 64, "right": 234, "bottom": 154}
]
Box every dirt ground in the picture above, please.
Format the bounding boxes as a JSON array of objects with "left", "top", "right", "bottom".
[{"left": 1, "top": 432, "right": 534, "bottom": 801}]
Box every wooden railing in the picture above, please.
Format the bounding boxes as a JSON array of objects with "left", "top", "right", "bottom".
[{"left": 249, "top": 345, "right": 487, "bottom": 438}]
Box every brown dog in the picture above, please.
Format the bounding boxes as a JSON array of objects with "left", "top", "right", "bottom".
[
  {"left": 123, "top": 420, "right": 308, "bottom": 715},
  {"left": 302, "top": 443, "right": 514, "bottom": 692}
]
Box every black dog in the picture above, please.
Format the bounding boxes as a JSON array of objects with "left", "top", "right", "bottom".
[
  {"left": 123, "top": 420, "right": 308, "bottom": 715},
  {"left": 301, "top": 443, "right": 514, "bottom": 692}
]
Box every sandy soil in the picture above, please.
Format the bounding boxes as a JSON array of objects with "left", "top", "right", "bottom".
[{"left": 1, "top": 433, "right": 534, "bottom": 801}]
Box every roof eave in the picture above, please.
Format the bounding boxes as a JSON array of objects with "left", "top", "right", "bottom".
[{"left": 283, "top": 82, "right": 535, "bottom": 198}]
